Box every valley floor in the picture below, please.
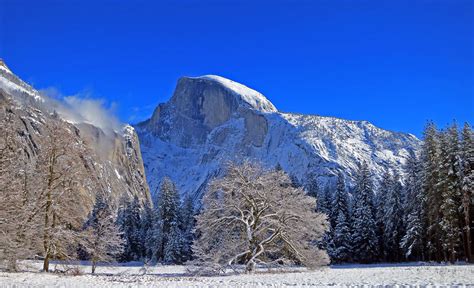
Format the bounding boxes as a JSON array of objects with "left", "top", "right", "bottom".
[{"left": 0, "top": 261, "right": 473, "bottom": 287}]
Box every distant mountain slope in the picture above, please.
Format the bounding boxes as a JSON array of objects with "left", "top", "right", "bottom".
[
  {"left": 0, "top": 60, "right": 151, "bottom": 209},
  {"left": 136, "top": 75, "right": 420, "bottom": 202}
]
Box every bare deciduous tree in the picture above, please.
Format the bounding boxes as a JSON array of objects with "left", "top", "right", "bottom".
[
  {"left": 34, "top": 120, "right": 94, "bottom": 272},
  {"left": 192, "top": 161, "right": 329, "bottom": 274},
  {"left": 83, "top": 193, "right": 124, "bottom": 274},
  {"left": 0, "top": 107, "right": 37, "bottom": 271}
]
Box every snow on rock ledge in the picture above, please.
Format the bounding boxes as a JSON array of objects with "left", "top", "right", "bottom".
[{"left": 193, "top": 75, "right": 277, "bottom": 113}]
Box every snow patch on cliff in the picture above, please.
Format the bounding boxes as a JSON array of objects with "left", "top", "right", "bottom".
[{"left": 195, "top": 75, "right": 277, "bottom": 113}]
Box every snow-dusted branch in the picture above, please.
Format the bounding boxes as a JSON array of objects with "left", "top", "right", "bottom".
[{"left": 192, "top": 161, "right": 329, "bottom": 274}]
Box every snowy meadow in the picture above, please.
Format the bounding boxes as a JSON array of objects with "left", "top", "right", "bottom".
[{"left": 1, "top": 261, "right": 473, "bottom": 287}]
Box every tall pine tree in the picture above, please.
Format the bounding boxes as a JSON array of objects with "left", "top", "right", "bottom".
[
  {"left": 305, "top": 172, "right": 320, "bottom": 199},
  {"left": 375, "top": 170, "right": 391, "bottom": 261},
  {"left": 461, "top": 122, "right": 474, "bottom": 262},
  {"left": 439, "top": 125, "right": 462, "bottom": 262},
  {"left": 118, "top": 195, "right": 144, "bottom": 262},
  {"left": 179, "top": 194, "right": 195, "bottom": 263},
  {"left": 421, "top": 122, "right": 443, "bottom": 261},
  {"left": 328, "top": 172, "right": 351, "bottom": 263},
  {"left": 401, "top": 151, "right": 425, "bottom": 260},
  {"left": 317, "top": 183, "right": 333, "bottom": 251},
  {"left": 155, "top": 177, "right": 182, "bottom": 263},
  {"left": 351, "top": 162, "right": 378, "bottom": 263},
  {"left": 383, "top": 172, "right": 404, "bottom": 262},
  {"left": 141, "top": 202, "right": 156, "bottom": 262}
]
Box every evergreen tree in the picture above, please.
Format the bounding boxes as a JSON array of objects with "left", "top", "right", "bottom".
[
  {"left": 328, "top": 172, "right": 351, "bottom": 263},
  {"left": 163, "top": 223, "right": 183, "bottom": 264},
  {"left": 460, "top": 122, "right": 474, "bottom": 262},
  {"left": 156, "top": 177, "right": 182, "bottom": 263},
  {"left": 179, "top": 194, "right": 195, "bottom": 262},
  {"left": 306, "top": 172, "right": 320, "bottom": 198},
  {"left": 141, "top": 202, "right": 156, "bottom": 262},
  {"left": 118, "top": 195, "right": 144, "bottom": 262},
  {"left": 351, "top": 162, "right": 378, "bottom": 263},
  {"left": 275, "top": 162, "right": 283, "bottom": 171},
  {"left": 383, "top": 172, "right": 404, "bottom": 262},
  {"left": 374, "top": 171, "right": 390, "bottom": 261},
  {"left": 421, "top": 122, "right": 443, "bottom": 261},
  {"left": 317, "top": 183, "right": 332, "bottom": 216},
  {"left": 290, "top": 174, "right": 302, "bottom": 188},
  {"left": 439, "top": 125, "right": 462, "bottom": 262},
  {"left": 330, "top": 173, "right": 348, "bottom": 228},
  {"left": 317, "top": 183, "right": 333, "bottom": 250},
  {"left": 401, "top": 151, "right": 425, "bottom": 260}
]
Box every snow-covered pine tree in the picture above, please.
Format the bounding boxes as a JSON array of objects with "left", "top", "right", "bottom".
[
  {"left": 400, "top": 150, "right": 425, "bottom": 261},
  {"left": 317, "top": 183, "right": 333, "bottom": 251},
  {"left": 460, "top": 122, "right": 474, "bottom": 262},
  {"left": 141, "top": 202, "right": 156, "bottom": 262},
  {"left": 305, "top": 172, "right": 320, "bottom": 198},
  {"left": 179, "top": 194, "right": 195, "bottom": 263},
  {"left": 163, "top": 223, "right": 183, "bottom": 264},
  {"left": 84, "top": 193, "right": 124, "bottom": 274},
  {"left": 383, "top": 172, "right": 405, "bottom": 262},
  {"left": 317, "top": 184, "right": 332, "bottom": 216},
  {"left": 145, "top": 192, "right": 163, "bottom": 262},
  {"left": 421, "top": 122, "right": 443, "bottom": 261},
  {"left": 328, "top": 172, "right": 351, "bottom": 263},
  {"left": 118, "top": 195, "right": 144, "bottom": 262},
  {"left": 156, "top": 177, "right": 182, "bottom": 263},
  {"left": 351, "top": 162, "right": 378, "bottom": 263},
  {"left": 290, "top": 174, "right": 302, "bottom": 188},
  {"left": 375, "top": 170, "right": 392, "bottom": 261},
  {"left": 438, "top": 124, "right": 462, "bottom": 263}
]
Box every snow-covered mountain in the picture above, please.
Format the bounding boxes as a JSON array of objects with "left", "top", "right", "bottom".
[
  {"left": 0, "top": 60, "right": 151, "bottom": 208},
  {"left": 136, "top": 75, "right": 420, "bottom": 201}
]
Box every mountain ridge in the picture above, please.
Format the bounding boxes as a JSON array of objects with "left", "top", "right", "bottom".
[{"left": 136, "top": 75, "right": 420, "bottom": 202}]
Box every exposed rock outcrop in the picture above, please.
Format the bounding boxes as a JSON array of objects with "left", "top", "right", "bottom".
[
  {"left": 137, "top": 75, "right": 420, "bottom": 203},
  {"left": 0, "top": 62, "right": 151, "bottom": 210}
]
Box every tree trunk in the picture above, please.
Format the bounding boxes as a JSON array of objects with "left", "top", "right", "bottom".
[
  {"left": 43, "top": 189, "right": 51, "bottom": 272},
  {"left": 462, "top": 191, "right": 472, "bottom": 262},
  {"left": 42, "top": 156, "right": 54, "bottom": 273},
  {"left": 245, "top": 260, "right": 256, "bottom": 274},
  {"left": 92, "top": 261, "right": 96, "bottom": 274},
  {"left": 7, "top": 259, "right": 18, "bottom": 272},
  {"left": 43, "top": 254, "right": 50, "bottom": 272}
]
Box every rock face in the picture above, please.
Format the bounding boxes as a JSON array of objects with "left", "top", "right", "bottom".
[
  {"left": 0, "top": 61, "right": 151, "bottom": 209},
  {"left": 144, "top": 76, "right": 275, "bottom": 148},
  {"left": 136, "top": 75, "right": 421, "bottom": 203}
]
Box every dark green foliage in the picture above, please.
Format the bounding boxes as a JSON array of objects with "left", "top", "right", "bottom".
[
  {"left": 118, "top": 195, "right": 145, "bottom": 262},
  {"left": 351, "top": 162, "right": 378, "bottom": 263}
]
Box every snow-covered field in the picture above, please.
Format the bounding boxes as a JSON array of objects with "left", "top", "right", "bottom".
[{"left": 1, "top": 261, "right": 473, "bottom": 287}]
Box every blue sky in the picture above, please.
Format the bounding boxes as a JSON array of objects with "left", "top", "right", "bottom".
[{"left": 1, "top": 0, "right": 472, "bottom": 136}]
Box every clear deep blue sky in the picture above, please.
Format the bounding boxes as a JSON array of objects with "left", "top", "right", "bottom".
[{"left": 1, "top": 0, "right": 472, "bottom": 136}]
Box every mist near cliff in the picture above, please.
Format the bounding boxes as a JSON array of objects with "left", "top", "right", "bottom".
[{"left": 39, "top": 87, "right": 122, "bottom": 134}]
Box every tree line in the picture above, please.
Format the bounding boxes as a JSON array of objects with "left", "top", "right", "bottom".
[
  {"left": 1, "top": 98, "right": 472, "bottom": 273},
  {"left": 314, "top": 122, "right": 473, "bottom": 263},
  {"left": 116, "top": 177, "right": 195, "bottom": 265}
]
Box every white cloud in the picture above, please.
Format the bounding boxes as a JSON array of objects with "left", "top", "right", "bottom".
[{"left": 39, "top": 88, "right": 122, "bottom": 133}]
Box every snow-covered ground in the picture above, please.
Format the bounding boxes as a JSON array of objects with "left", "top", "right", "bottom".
[{"left": 1, "top": 261, "right": 473, "bottom": 287}]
